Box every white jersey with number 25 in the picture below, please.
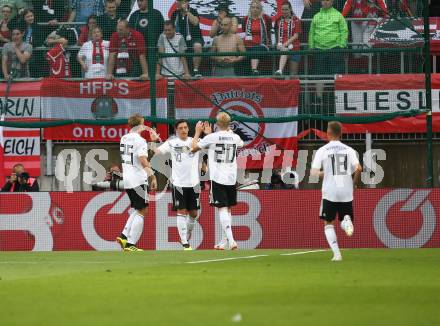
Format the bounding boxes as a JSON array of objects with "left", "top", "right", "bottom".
[
  {"left": 120, "top": 132, "right": 149, "bottom": 189},
  {"left": 311, "top": 140, "right": 359, "bottom": 202},
  {"left": 198, "top": 130, "right": 244, "bottom": 186}
]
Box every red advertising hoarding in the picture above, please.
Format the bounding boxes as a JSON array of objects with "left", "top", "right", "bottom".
[{"left": 0, "top": 189, "right": 438, "bottom": 251}]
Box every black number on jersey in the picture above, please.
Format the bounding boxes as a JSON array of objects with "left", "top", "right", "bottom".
[
  {"left": 214, "top": 144, "right": 237, "bottom": 163},
  {"left": 329, "top": 154, "right": 348, "bottom": 176},
  {"left": 120, "top": 144, "right": 134, "bottom": 165},
  {"left": 174, "top": 153, "right": 182, "bottom": 162}
]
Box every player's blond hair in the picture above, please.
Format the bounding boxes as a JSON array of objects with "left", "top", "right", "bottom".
[
  {"left": 128, "top": 113, "right": 144, "bottom": 128},
  {"left": 328, "top": 121, "right": 342, "bottom": 138},
  {"left": 216, "top": 112, "right": 231, "bottom": 130}
]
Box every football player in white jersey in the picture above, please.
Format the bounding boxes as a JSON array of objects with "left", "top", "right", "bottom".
[
  {"left": 154, "top": 119, "right": 202, "bottom": 250},
  {"left": 116, "top": 114, "right": 158, "bottom": 252},
  {"left": 192, "top": 112, "right": 244, "bottom": 250},
  {"left": 311, "top": 121, "right": 362, "bottom": 261}
]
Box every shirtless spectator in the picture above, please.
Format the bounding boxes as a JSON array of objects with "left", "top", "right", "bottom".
[
  {"left": 209, "top": 3, "right": 238, "bottom": 38},
  {"left": 211, "top": 17, "right": 245, "bottom": 77}
]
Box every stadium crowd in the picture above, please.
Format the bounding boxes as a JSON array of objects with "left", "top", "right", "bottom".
[{"left": 0, "top": 0, "right": 432, "bottom": 80}]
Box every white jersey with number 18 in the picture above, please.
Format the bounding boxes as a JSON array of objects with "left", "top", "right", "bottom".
[
  {"left": 120, "top": 132, "right": 149, "bottom": 189},
  {"left": 311, "top": 140, "right": 359, "bottom": 202},
  {"left": 198, "top": 130, "right": 244, "bottom": 186}
]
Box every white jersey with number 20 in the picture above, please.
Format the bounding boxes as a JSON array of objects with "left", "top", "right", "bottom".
[
  {"left": 198, "top": 130, "right": 244, "bottom": 186},
  {"left": 120, "top": 132, "right": 149, "bottom": 189},
  {"left": 311, "top": 140, "right": 359, "bottom": 202}
]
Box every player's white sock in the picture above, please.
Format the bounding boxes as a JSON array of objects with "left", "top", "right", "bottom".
[
  {"left": 177, "top": 214, "right": 189, "bottom": 245},
  {"left": 186, "top": 216, "right": 196, "bottom": 240},
  {"left": 324, "top": 225, "right": 341, "bottom": 258},
  {"left": 219, "top": 208, "right": 234, "bottom": 244},
  {"left": 122, "top": 210, "right": 137, "bottom": 238},
  {"left": 127, "top": 213, "right": 144, "bottom": 245}
]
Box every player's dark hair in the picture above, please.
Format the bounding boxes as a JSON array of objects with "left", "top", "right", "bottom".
[
  {"left": 174, "top": 119, "right": 188, "bottom": 129},
  {"left": 328, "top": 121, "right": 342, "bottom": 137}
]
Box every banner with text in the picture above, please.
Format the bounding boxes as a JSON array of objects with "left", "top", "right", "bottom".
[
  {"left": 335, "top": 74, "right": 440, "bottom": 133},
  {"left": 0, "top": 82, "right": 41, "bottom": 177},
  {"left": 0, "top": 189, "right": 439, "bottom": 251},
  {"left": 41, "top": 78, "right": 169, "bottom": 142},
  {"left": 175, "top": 78, "right": 299, "bottom": 169}
]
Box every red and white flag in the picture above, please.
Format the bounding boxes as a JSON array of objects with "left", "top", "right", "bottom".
[
  {"left": 0, "top": 119, "right": 5, "bottom": 185},
  {"left": 41, "top": 78, "right": 169, "bottom": 142},
  {"left": 175, "top": 78, "right": 300, "bottom": 169},
  {"left": 335, "top": 73, "right": 440, "bottom": 133},
  {"left": 0, "top": 81, "right": 41, "bottom": 178}
]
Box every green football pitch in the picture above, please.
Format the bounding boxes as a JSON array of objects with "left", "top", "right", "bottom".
[{"left": 1, "top": 249, "right": 439, "bottom": 326}]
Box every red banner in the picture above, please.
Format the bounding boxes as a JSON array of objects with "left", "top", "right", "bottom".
[
  {"left": 335, "top": 74, "right": 440, "bottom": 133},
  {"left": 175, "top": 78, "right": 299, "bottom": 169},
  {"left": 41, "top": 78, "right": 169, "bottom": 141},
  {"left": 1, "top": 189, "right": 439, "bottom": 251}
]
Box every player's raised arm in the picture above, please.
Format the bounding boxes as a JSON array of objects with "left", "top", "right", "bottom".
[{"left": 191, "top": 121, "right": 205, "bottom": 153}]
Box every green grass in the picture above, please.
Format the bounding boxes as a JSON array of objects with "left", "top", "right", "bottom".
[{"left": 1, "top": 249, "right": 439, "bottom": 326}]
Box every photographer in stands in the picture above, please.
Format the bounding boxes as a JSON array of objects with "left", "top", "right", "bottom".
[{"left": 1, "top": 163, "right": 39, "bottom": 192}]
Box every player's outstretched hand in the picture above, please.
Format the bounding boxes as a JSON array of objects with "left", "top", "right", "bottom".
[
  {"left": 203, "top": 121, "right": 212, "bottom": 134},
  {"left": 195, "top": 121, "right": 204, "bottom": 134},
  {"left": 145, "top": 126, "right": 161, "bottom": 142}
]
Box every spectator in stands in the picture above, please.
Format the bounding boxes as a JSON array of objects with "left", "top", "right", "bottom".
[
  {"left": 78, "top": 14, "right": 98, "bottom": 45},
  {"left": 97, "top": 0, "right": 120, "bottom": 40},
  {"left": 211, "top": 17, "right": 245, "bottom": 77},
  {"left": 34, "top": 0, "right": 67, "bottom": 25},
  {"left": 0, "top": 0, "right": 25, "bottom": 22},
  {"left": 77, "top": 26, "right": 109, "bottom": 78},
  {"left": 342, "top": 0, "right": 387, "bottom": 58},
  {"left": 171, "top": 0, "right": 204, "bottom": 78},
  {"left": 107, "top": 19, "right": 148, "bottom": 79},
  {"left": 46, "top": 32, "right": 71, "bottom": 78},
  {"left": 0, "top": 4, "right": 12, "bottom": 46},
  {"left": 243, "top": 0, "right": 272, "bottom": 76},
  {"left": 385, "top": 0, "right": 411, "bottom": 16},
  {"left": 2, "top": 25, "right": 32, "bottom": 79},
  {"left": 129, "top": 0, "right": 163, "bottom": 49},
  {"left": 115, "top": 0, "right": 130, "bottom": 19},
  {"left": 156, "top": 20, "right": 190, "bottom": 80},
  {"left": 1, "top": 164, "right": 39, "bottom": 192},
  {"left": 68, "top": 0, "right": 105, "bottom": 23},
  {"left": 309, "top": 0, "right": 347, "bottom": 102},
  {"left": 20, "top": 9, "right": 46, "bottom": 47},
  {"left": 274, "top": 1, "right": 302, "bottom": 77},
  {"left": 209, "top": 3, "right": 238, "bottom": 38}
]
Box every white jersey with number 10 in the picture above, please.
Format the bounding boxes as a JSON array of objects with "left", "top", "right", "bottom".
[
  {"left": 120, "top": 132, "right": 149, "bottom": 189},
  {"left": 198, "top": 130, "right": 244, "bottom": 186},
  {"left": 311, "top": 140, "right": 360, "bottom": 202}
]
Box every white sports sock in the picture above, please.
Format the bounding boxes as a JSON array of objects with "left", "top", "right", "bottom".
[
  {"left": 219, "top": 208, "right": 234, "bottom": 244},
  {"left": 122, "top": 210, "right": 137, "bottom": 238},
  {"left": 127, "top": 213, "right": 144, "bottom": 245},
  {"left": 177, "top": 214, "right": 188, "bottom": 245},
  {"left": 186, "top": 216, "right": 196, "bottom": 240},
  {"left": 324, "top": 225, "right": 341, "bottom": 257}
]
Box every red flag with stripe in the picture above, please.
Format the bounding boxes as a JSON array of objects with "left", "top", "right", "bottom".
[{"left": 174, "top": 78, "right": 300, "bottom": 169}]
